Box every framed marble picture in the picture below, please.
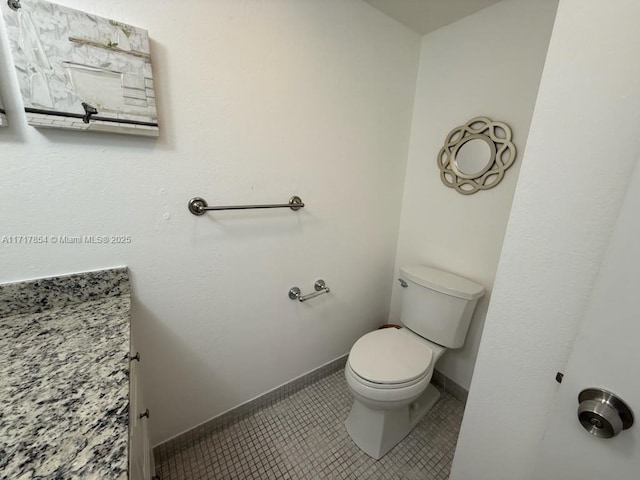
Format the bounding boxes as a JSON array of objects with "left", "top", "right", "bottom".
[
  {"left": 1, "top": 0, "right": 158, "bottom": 136},
  {"left": 0, "top": 93, "right": 6, "bottom": 126}
]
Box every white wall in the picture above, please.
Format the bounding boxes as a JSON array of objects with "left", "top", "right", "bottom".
[
  {"left": 0, "top": 0, "right": 420, "bottom": 445},
  {"left": 450, "top": 0, "right": 640, "bottom": 478},
  {"left": 389, "top": 0, "right": 558, "bottom": 389}
]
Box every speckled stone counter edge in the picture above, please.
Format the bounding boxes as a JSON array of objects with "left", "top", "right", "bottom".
[
  {"left": 0, "top": 267, "right": 131, "bottom": 479},
  {"left": 0, "top": 267, "right": 129, "bottom": 317}
]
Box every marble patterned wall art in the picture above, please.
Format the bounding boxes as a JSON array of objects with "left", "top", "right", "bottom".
[
  {"left": 1, "top": 0, "right": 158, "bottom": 136},
  {"left": 0, "top": 92, "right": 6, "bottom": 126}
]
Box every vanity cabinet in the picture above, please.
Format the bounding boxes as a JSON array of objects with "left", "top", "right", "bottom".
[{"left": 130, "top": 348, "right": 153, "bottom": 480}]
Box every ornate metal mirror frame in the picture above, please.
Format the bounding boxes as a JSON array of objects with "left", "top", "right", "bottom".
[{"left": 437, "top": 117, "right": 517, "bottom": 195}]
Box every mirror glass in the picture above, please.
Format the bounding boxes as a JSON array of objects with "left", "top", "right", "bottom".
[{"left": 455, "top": 138, "right": 492, "bottom": 176}]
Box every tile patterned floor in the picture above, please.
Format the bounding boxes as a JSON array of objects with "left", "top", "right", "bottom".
[{"left": 154, "top": 370, "right": 464, "bottom": 479}]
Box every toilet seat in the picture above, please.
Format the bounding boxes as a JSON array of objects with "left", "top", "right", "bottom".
[
  {"left": 345, "top": 360, "right": 432, "bottom": 408},
  {"left": 348, "top": 328, "right": 433, "bottom": 386},
  {"left": 346, "top": 361, "right": 429, "bottom": 390}
]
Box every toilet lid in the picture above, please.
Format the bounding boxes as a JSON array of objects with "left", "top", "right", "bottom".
[{"left": 348, "top": 329, "right": 433, "bottom": 385}]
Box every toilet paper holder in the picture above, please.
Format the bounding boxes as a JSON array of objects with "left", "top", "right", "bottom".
[{"left": 289, "top": 279, "right": 330, "bottom": 302}]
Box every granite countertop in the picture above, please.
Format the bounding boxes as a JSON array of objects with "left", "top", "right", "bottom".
[{"left": 0, "top": 268, "right": 131, "bottom": 479}]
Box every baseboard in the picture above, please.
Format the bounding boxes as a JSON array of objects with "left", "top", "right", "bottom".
[
  {"left": 431, "top": 369, "right": 469, "bottom": 404},
  {"left": 154, "top": 358, "right": 468, "bottom": 459},
  {"left": 154, "top": 354, "right": 348, "bottom": 456}
]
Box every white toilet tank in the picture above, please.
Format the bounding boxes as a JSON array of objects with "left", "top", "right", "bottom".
[{"left": 399, "top": 265, "right": 485, "bottom": 348}]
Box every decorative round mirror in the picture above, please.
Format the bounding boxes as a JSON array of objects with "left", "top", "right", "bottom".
[{"left": 437, "top": 117, "right": 516, "bottom": 195}]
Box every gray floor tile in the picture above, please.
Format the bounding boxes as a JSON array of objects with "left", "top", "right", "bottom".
[{"left": 154, "top": 370, "right": 464, "bottom": 479}]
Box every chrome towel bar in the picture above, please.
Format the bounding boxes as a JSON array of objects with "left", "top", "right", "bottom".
[
  {"left": 289, "top": 279, "right": 330, "bottom": 302},
  {"left": 188, "top": 196, "right": 304, "bottom": 216}
]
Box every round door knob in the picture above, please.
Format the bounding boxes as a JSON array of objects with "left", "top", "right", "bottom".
[{"left": 577, "top": 388, "right": 633, "bottom": 438}]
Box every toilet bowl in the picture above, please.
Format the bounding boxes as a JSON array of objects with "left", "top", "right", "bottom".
[
  {"left": 344, "top": 328, "right": 446, "bottom": 459},
  {"left": 344, "top": 265, "right": 484, "bottom": 459}
]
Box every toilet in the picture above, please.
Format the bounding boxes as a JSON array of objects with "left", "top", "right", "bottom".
[{"left": 344, "top": 265, "right": 485, "bottom": 459}]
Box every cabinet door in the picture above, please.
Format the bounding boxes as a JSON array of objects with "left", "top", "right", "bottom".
[
  {"left": 137, "top": 361, "right": 151, "bottom": 480},
  {"left": 129, "top": 358, "right": 146, "bottom": 480}
]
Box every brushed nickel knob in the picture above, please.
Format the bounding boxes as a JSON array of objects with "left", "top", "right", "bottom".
[{"left": 577, "top": 388, "right": 633, "bottom": 438}]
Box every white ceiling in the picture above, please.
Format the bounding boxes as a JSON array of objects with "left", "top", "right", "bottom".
[{"left": 361, "top": 0, "right": 503, "bottom": 34}]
